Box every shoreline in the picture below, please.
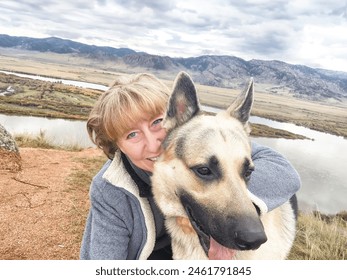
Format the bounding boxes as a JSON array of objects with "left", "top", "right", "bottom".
[
  {"left": 0, "top": 70, "right": 307, "bottom": 140},
  {"left": 1, "top": 56, "right": 346, "bottom": 139}
]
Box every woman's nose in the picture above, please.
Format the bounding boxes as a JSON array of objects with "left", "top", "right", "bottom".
[{"left": 145, "top": 132, "right": 163, "bottom": 152}]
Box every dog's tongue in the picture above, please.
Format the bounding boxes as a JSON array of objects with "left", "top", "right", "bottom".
[{"left": 208, "top": 237, "right": 236, "bottom": 260}]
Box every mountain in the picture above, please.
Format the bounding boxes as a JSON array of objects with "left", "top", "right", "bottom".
[
  {"left": 0, "top": 34, "right": 137, "bottom": 58},
  {"left": 1, "top": 34, "right": 346, "bottom": 101}
]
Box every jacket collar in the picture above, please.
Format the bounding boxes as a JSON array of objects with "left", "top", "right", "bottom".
[{"left": 121, "top": 153, "right": 153, "bottom": 197}]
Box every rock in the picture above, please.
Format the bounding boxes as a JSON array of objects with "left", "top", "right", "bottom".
[{"left": 0, "top": 123, "right": 22, "bottom": 171}]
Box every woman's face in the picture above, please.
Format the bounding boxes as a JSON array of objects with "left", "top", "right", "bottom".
[{"left": 116, "top": 114, "right": 166, "bottom": 172}]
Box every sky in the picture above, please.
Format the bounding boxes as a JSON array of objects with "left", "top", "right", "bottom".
[{"left": 0, "top": 0, "right": 347, "bottom": 72}]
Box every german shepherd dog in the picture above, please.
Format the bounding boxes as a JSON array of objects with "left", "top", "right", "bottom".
[{"left": 152, "top": 72, "right": 297, "bottom": 259}]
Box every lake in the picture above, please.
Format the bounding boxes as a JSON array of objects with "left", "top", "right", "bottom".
[
  {"left": 0, "top": 114, "right": 93, "bottom": 147},
  {"left": 1, "top": 71, "right": 346, "bottom": 215}
]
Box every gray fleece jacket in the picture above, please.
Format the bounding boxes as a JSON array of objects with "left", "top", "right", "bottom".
[{"left": 80, "top": 142, "right": 301, "bottom": 260}]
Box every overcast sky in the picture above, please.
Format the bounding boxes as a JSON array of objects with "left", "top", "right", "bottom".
[{"left": 0, "top": 0, "right": 346, "bottom": 72}]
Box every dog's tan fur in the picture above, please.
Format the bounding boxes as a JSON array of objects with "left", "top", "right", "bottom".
[{"left": 152, "top": 72, "right": 296, "bottom": 259}]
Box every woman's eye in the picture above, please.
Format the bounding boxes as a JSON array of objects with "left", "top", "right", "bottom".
[
  {"left": 152, "top": 118, "right": 163, "bottom": 126},
  {"left": 126, "top": 131, "right": 137, "bottom": 139}
]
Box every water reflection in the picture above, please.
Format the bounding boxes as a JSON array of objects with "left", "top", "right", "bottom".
[
  {"left": 0, "top": 114, "right": 94, "bottom": 148},
  {"left": 253, "top": 137, "right": 347, "bottom": 215}
]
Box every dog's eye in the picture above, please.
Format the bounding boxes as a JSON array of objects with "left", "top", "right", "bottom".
[
  {"left": 197, "top": 167, "right": 211, "bottom": 176},
  {"left": 244, "top": 167, "right": 254, "bottom": 181},
  {"left": 242, "top": 158, "right": 254, "bottom": 181},
  {"left": 191, "top": 166, "right": 214, "bottom": 180}
]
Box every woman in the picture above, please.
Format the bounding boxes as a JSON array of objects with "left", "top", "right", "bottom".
[{"left": 80, "top": 73, "right": 301, "bottom": 260}]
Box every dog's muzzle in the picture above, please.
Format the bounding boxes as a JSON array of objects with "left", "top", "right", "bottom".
[{"left": 180, "top": 191, "right": 267, "bottom": 259}]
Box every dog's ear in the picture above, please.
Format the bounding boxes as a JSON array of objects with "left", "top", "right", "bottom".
[
  {"left": 164, "top": 71, "right": 200, "bottom": 131},
  {"left": 220, "top": 78, "right": 254, "bottom": 126}
]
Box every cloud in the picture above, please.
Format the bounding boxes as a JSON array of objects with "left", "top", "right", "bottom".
[{"left": 0, "top": 0, "right": 346, "bottom": 72}]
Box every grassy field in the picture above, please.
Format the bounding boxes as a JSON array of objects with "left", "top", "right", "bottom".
[
  {"left": 1, "top": 51, "right": 347, "bottom": 138},
  {"left": 0, "top": 72, "right": 101, "bottom": 119}
]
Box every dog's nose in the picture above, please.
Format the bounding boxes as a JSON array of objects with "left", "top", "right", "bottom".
[{"left": 234, "top": 230, "right": 267, "bottom": 250}]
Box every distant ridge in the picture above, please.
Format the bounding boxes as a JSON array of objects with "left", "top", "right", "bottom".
[
  {"left": 0, "top": 34, "right": 137, "bottom": 57},
  {"left": 1, "top": 34, "right": 346, "bottom": 102}
]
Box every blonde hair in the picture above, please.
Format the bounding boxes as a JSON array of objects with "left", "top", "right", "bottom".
[{"left": 87, "top": 73, "right": 170, "bottom": 159}]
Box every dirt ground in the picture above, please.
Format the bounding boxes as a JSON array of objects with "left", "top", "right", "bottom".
[{"left": 0, "top": 147, "right": 103, "bottom": 260}]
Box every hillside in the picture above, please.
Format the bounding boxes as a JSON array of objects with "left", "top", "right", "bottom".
[
  {"left": 0, "top": 34, "right": 137, "bottom": 58},
  {"left": 1, "top": 34, "right": 347, "bottom": 102}
]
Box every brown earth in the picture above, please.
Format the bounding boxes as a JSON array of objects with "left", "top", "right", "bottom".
[
  {"left": 0, "top": 150, "right": 22, "bottom": 172},
  {"left": 0, "top": 147, "right": 104, "bottom": 260}
]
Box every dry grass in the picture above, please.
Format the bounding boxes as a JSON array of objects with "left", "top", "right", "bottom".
[
  {"left": 288, "top": 212, "right": 347, "bottom": 260},
  {"left": 250, "top": 123, "right": 309, "bottom": 140},
  {"left": 14, "top": 131, "right": 83, "bottom": 151},
  {"left": 0, "top": 72, "right": 102, "bottom": 120},
  {"left": 65, "top": 154, "right": 106, "bottom": 248},
  {"left": 67, "top": 156, "right": 106, "bottom": 189}
]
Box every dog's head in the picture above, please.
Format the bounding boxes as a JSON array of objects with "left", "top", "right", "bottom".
[{"left": 152, "top": 72, "right": 267, "bottom": 259}]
